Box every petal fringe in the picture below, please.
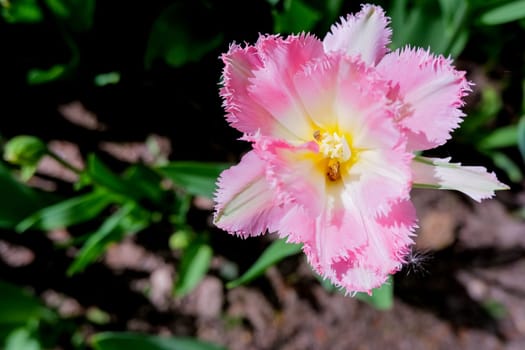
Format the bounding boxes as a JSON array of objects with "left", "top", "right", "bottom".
[{"left": 412, "top": 156, "right": 509, "bottom": 202}]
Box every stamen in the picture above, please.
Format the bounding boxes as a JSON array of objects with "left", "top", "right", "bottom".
[
  {"left": 313, "top": 130, "right": 352, "bottom": 182},
  {"left": 327, "top": 159, "right": 341, "bottom": 181},
  {"left": 313, "top": 131, "right": 351, "bottom": 162}
]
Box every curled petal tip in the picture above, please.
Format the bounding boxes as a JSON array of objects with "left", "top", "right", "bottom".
[{"left": 323, "top": 4, "right": 391, "bottom": 65}]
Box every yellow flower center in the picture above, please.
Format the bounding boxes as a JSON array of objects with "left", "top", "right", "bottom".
[{"left": 313, "top": 130, "right": 352, "bottom": 182}]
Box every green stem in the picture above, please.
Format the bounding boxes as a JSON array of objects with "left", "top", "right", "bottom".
[{"left": 47, "top": 150, "right": 83, "bottom": 175}]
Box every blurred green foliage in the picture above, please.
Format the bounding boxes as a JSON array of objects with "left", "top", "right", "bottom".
[
  {"left": 227, "top": 238, "right": 302, "bottom": 289},
  {"left": 91, "top": 332, "right": 226, "bottom": 350},
  {"left": 0, "top": 280, "right": 81, "bottom": 350},
  {"left": 1, "top": 0, "right": 524, "bottom": 348},
  {"left": 145, "top": 1, "right": 223, "bottom": 69}
]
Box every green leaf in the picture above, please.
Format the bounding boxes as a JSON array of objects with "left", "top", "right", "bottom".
[
  {"left": 157, "top": 161, "right": 229, "bottom": 199},
  {"left": 482, "top": 299, "right": 507, "bottom": 319},
  {"left": 355, "top": 276, "right": 394, "bottom": 310},
  {"left": 94, "top": 72, "right": 120, "bottom": 87},
  {"left": 447, "top": 27, "right": 470, "bottom": 58},
  {"left": 479, "top": 0, "right": 525, "bottom": 25},
  {"left": 389, "top": 0, "right": 469, "bottom": 56},
  {"left": 227, "top": 238, "right": 302, "bottom": 289},
  {"left": 325, "top": 0, "right": 344, "bottom": 20},
  {"left": 273, "top": 0, "right": 322, "bottom": 33},
  {"left": 122, "top": 164, "right": 165, "bottom": 205},
  {"left": 67, "top": 202, "right": 147, "bottom": 275},
  {"left": 389, "top": 0, "right": 408, "bottom": 34},
  {"left": 477, "top": 125, "right": 518, "bottom": 149},
  {"left": 518, "top": 115, "right": 525, "bottom": 163},
  {"left": 0, "top": 163, "right": 50, "bottom": 229},
  {"left": 92, "top": 332, "right": 226, "bottom": 350},
  {"left": 145, "top": 2, "right": 223, "bottom": 69},
  {"left": 27, "top": 65, "right": 68, "bottom": 85},
  {"left": 4, "top": 327, "right": 41, "bottom": 350},
  {"left": 460, "top": 86, "right": 502, "bottom": 134},
  {"left": 16, "top": 190, "right": 113, "bottom": 232},
  {"left": 174, "top": 239, "right": 213, "bottom": 297},
  {"left": 0, "top": 280, "right": 45, "bottom": 325},
  {"left": 489, "top": 151, "right": 523, "bottom": 182},
  {"left": 1, "top": 0, "right": 43, "bottom": 23},
  {"left": 88, "top": 155, "right": 164, "bottom": 205},
  {"left": 316, "top": 274, "right": 394, "bottom": 310},
  {"left": 170, "top": 193, "right": 191, "bottom": 225},
  {"left": 87, "top": 155, "right": 134, "bottom": 195},
  {"left": 44, "top": 0, "right": 95, "bottom": 31},
  {"left": 438, "top": 0, "right": 457, "bottom": 22},
  {"left": 86, "top": 307, "right": 111, "bottom": 325},
  {"left": 468, "top": 0, "right": 517, "bottom": 10}
]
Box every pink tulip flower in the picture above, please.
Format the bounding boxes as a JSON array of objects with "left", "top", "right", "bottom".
[{"left": 214, "top": 4, "right": 508, "bottom": 293}]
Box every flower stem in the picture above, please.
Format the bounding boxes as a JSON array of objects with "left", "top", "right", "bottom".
[{"left": 47, "top": 150, "right": 83, "bottom": 175}]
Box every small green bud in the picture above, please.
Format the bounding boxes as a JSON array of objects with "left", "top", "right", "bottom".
[
  {"left": 169, "top": 229, "right": 193, "bottom": 250},
  {"left": 4, "top": 135, "right": 47, "bottom": 166}
]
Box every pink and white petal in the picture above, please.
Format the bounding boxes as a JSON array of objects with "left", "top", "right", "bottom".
[
  {"left": 254, "top": 138, "right": 326, "bottom": 216},
  {"left": 336, "top": 199, "right": 416, "bottom": 293},
  {"left": 302, "top": 196, "right": 369, "bottom": 283},
  {"left": 220, "top": 43, "right": 299, "bottom": 140},
  {"left": 292, "top": 54, "right": 339, "bottom": 129},
  {"left": 275, "top": 204, "right": 315, "bottom": 244},
  {"left": 339, "top": 265, "right": 389, "bottom": 294},
  {"left": 373, "top": 199, "right": 418, "bottom": 266},
  {"left": 329, "top": 55, "right": 399, "bottom": 150},
  {"left": 376, "top": 199, "right": 418, "bottom": 233},
  {"left": 254, "top": 137, "right": 415, "bottom": 293},
  {"left": 214, "top": 151, "right": 283, "bottom": 237},
  {"left": 293, "top": 53, "right": 392, "bottom": 134},
  {"left": 305, "top": 196, "right": 416, "bottom": 293},
  {"left": 412, "top": 156, "right": 509, "bottom": 202},
  {"left": 320, "top": 55, "right": 413, "bottom": 213},
  {"left": 345, "top": 147, "right": 413, "bottom": 217},
  {"left": 342, "top": 188, "right": 416, "bottom": 264},
  {"left": 248, "top": 34, "right": 324, "bottom": 142},
  {"left": 377, "top": 47, "right": 471, "bottom": 151},
  {"left": 253, "top": 138, "right": 367, "bottom": 253},
  {"left": 323, "top": 4, "right": 391, "bottom": 65}
]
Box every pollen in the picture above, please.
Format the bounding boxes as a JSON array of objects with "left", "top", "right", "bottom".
[
  {"left": 327, "top": 159, "right": 341, "bottom": 181},
  {"left": 313, "top": 130, "right": 352, "bottom": 181}
]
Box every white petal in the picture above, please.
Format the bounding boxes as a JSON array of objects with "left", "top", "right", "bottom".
[
  {"left": 412, "top": 156, "right": 509, "bottom": 202},
  {"left": 323, "top": 4, "right": 391, "bottom": 65},
  {"left": 214, "top": 151, "right": 282, "bottom": 237}
]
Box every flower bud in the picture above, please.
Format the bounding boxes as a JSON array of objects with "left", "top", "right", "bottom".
[{"left": 4, "top": 135, "right": 47, "bottom": 167}]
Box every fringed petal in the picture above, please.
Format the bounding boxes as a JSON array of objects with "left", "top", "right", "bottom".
[
  {"left": 304, "top": 197, "right": 416, "bottom": 294},
  {"left": 412, "top": 156, "right": 509, "bottom": 202},
  {"left": 323, "top": 4, "right": 391, "bottom": 65},
  {"left": 247, "top": 34, "right": 324, "bottom": 141},
  {"left": 377, "top": 47, "right": 472, "bottom": 151},
  {"left": 214, "top": 151, "right": 282, "bottom": 237}
]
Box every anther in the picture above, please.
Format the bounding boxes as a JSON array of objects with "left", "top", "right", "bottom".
[
  {"left": 313, "top": 130, "right": 321, "bottom": 141},
  {"left": 327, "top": 159, "right": 341, "bottom": 181}
]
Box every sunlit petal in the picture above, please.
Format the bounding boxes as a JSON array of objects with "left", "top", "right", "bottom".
[
  {"left": 377, "top": 47, "right": 471, "bottom": 151},
  {"left": 412, "top": 156, "right": 509, "bottom": 202},
  {"left": 323, "top": 4, "right": 391, "bottom": 65}
]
